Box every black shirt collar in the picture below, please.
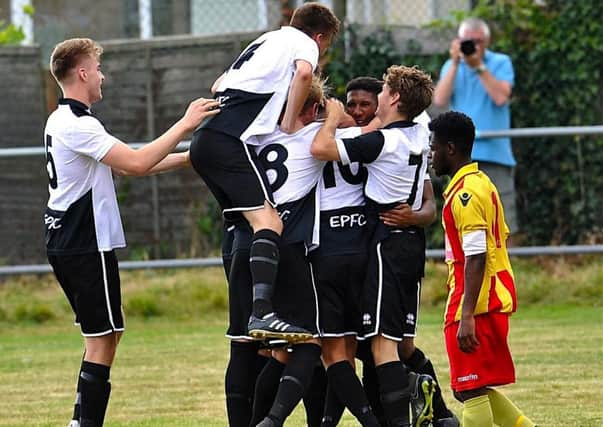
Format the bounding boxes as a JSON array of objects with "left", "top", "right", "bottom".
[
  {"left": 383, "top": 120, "right": 417, "bottom": 129},
  {"left": 59, "top": 98, "right": 92, "bottom": 117}
]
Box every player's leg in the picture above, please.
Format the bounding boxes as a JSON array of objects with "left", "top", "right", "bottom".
[
  {"left": 399, "top": 341, "right": 457, "bottom": 426},
  {"left": 371, "top": 335, "right": 414, "bottom": 427},
  {"left": 395, "top": 273, "right": 437, "bottom": 427},
  {"left": 257, "top": 244, "right": 322, "bottom": 426},
  {"left": 302, "top": 363, "right": 327, "bottom": 427},
  {"left": 357, "top": 341, "right": 386, "bottom": 426},
  {"left": 486, "top": 388, "right": 536, "bottom": 427},
  {"left": 67, "top": 349, "right": 86, "bottom": 427},
  {"left": 224, "top": 226, "right": 267, "bottom": 427},
  {"left": 50, "top": 251, "right": 123, "bottom": 427},
  {"left": 243, "top": 202, "right": 283, "bottom": 321},
  {"left": 79, "top": 251, "right": 123, "bottom": 427},
  {"left": 458, "top": 389, "right": 493, "bottom": 427},
  {"left": 445, "top": 314, "right": 523, "bottom": 427},
  {"left": 258, "top": 340, "right": 322, "bottom": 427},
  {"left": 323, "top": 337, "right": 380, "bottom": 426},
  {"left": 225, "top": 340, "right": 262, "bottom": 427},
  {"left": 80, "top": 333, "right": 120, "bottom": 427},
  {"left": 366, "top": 235, "right": 420, "bottom": 427},
  {"left": 189, "top": 129, "right": 307, "bottom": 341},
  {"left": 250, "top": 353, "right": 287, "bottom": 425}
]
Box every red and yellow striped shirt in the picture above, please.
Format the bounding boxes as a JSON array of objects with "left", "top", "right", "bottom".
[{"left": 442, "top": 163, "right": 517, "bottom": 327}]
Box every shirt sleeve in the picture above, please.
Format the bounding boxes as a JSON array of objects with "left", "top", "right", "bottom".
[
  {"left": 336, "top": 131, "right": 385, "bottom": 165},
  {"left": 335, "top": 126, "right": 362, "bottom": 139},
  {"left": 492, "top": 54, "right": 515, "bottom": 87},
  {"left": 66, "top": 116, "right": 118, "bottom": 161},
  {"left": 462, "top": 229, "right": 487, "bottom": 256},
  {"left": 451, "top": 186, "right": 488, "bottom": 241},
  {"left": 293, "top": 35, "right": 319, "bottom": 71}
]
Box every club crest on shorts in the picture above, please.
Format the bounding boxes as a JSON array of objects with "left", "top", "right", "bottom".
[
  {"left": 362, "top": 313, "right": 372, "bottom": 326},
  {"left": 406, "top": 313, "right": 415, "bottom": 326}
]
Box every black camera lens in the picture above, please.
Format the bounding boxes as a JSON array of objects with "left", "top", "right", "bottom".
[{"left": 460, "top": 39, "right": 476, "bottom": 55}]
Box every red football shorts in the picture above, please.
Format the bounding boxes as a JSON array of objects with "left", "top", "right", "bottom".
[{"left": 444, "top": 312, "right": 515, "bottom": 392}]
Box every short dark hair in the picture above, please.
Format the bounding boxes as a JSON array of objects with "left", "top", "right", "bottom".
[
  {"left": 50, "top": 38, "right": 103, "bottom": 83},
  {"left": 290, "top": 2, "right": 340, "bottom": 38},
  {"left": 383, "top": 65, "right": 433, "bottom": 120},
  {"left": 429, "top": 111, "right": 475, "bottom": 156},
  {"left": 345, "top": 76, "right": 382, "bottom": 96}
]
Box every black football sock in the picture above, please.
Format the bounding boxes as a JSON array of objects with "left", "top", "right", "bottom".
[
  {"left": 361, "top": 353, "right": 386, "bottom": 426},
  {"left": 79, "top": 361, "right": 111, "bottom": 427},
  {"left": 71, "top": 350, "right": 86, "bottom": 423},
  {"left": 327, "top": 361, "right": 379, "bottom": 426},
  {"left": 303, "top": 364, "right": 328, "bottom": 427},
  {"left": 320, "top": 379, "right": 345, "bottom": 426},
  {"left": 250, "top": 229, "right": 281, "bottom": 318},
  {"left": 250, "top": 357, "right": 286, "bottom": 425},
  {"left": 265, "top": 343, "right": 321, "bottom": 426},
  {"left": 403, "top": 347, "right": 452, "bottom": 419},
  {"left": 225, "top": 341, "right": 261, "bottom": 427},
  {"left": 376, "top": 361, "right": 411, "bottom": 427}
]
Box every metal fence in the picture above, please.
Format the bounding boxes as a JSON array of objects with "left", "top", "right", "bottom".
[
  {"left": 344, "top": 0, "right": 470, "bottom": 26},
  {"left": 0, "top": 125, "right": 602, "bottom": 276}
]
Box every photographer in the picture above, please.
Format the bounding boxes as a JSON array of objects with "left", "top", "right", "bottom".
[{"left": 433, "top": 18, "right": 518, "bottom": 240}]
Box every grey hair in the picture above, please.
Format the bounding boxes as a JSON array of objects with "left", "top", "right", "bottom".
[{"left": 458, "top": 17, "right": 490, "bottom": 39}]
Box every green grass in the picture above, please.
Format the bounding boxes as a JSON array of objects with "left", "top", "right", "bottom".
[{"left": 0, "top": 257, "right": 602, "bottom": 426}]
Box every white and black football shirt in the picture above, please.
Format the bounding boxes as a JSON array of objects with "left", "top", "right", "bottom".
[
  {"left": 253, "top": 121, "right": 326, "bottom": 247},
  {"left": 336, "top": 121, "right": 430, "bottom": 210},
  {"left": 203, "top": 26, "right": 319, "bottom": 144},
  {"left": 315, "top": 127, "right": 367, "bottom": 256},
  {"left": 44, "top": 98, "right": 126, "bottom": 255}
]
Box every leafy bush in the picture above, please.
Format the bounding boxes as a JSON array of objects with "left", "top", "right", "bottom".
[
  {"left": 13, "top": 303, "right": 55, "bottom": 323},
  {"left": 126, "top": 295, "right": 163, "bottom": 318},
  {"left": 0, "top": 4, "right": 32, "bottom": 46}
]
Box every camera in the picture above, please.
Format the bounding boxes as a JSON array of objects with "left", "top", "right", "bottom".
[{"left": 460, "top": 39, "right": 477, "bottom": 56}]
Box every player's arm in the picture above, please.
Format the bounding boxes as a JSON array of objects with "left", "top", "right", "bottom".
[
  {"left": 101, "top": 98, "right": 219, "bottom": 176},
  {"left": 119, "top": 151, "right": 191, "bottom": 176},
  {"left": 280, "top": 59, "right": 314, "bottom": 134},
  {"left": 311, "top": 98, "right": 346, "bottom": 161},
  {"left": 361, "top": 115, "right": 382, "bottom": 134},
  {"left": 379, "top": 179, "right": 437, "bottom": 227},
  {"left": 459, "top": 250, "right": 486, "bottom": 353}
]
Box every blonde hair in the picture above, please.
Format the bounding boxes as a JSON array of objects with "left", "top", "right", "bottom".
[
  {"left": 50, "top": 38, "right": 103, "bottom": 83},
  {"left": 383, "top": 65, "right": 433, "bottom": 120},
  {"left": 302, "top": 75, "right": 326, "bottom": 112}
]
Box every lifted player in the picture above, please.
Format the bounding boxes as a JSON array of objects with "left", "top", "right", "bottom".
[{"left": 188, "top": 2, "right": 340, "bottom": 342}]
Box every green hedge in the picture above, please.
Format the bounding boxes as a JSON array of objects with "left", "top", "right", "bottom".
[{"left": 325, "top": 0, "right": 603, "bottom": 246}]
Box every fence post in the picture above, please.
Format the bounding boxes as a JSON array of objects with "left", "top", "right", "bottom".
[{"left": 145, "top": 43, "right": 161, "bottom": 258}]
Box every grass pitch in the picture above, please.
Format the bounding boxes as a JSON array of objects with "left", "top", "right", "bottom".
[{"left": 0, "top": 259, "right": 602, "bottom": 426}]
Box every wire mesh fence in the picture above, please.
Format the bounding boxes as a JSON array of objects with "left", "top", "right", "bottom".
[{"left": 344, "top": 0, "right": 470, "bottom": 26}]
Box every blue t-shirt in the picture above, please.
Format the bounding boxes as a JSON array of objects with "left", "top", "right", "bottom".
[{"left": 440, "top": 49, "right": 516, "bottom": 166}]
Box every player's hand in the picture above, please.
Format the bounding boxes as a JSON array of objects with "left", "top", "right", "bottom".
[
  {"left": 457, "top": 315, "right": 479, "bottom": 353},
  {"left": 325, "top": 98, "right": 345, "bottom": 123},
  {"left": 450, "top": 38, "right": 462, "bottom": 64},
  {"left": 181, "top": 98, "right": 220, "bottom": 131},
  {"left": 338, "top": 112, "right": 357, "bottom": 128},
  {"left": 379, "top": 203, "right": 415, "bottom": 227}
]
